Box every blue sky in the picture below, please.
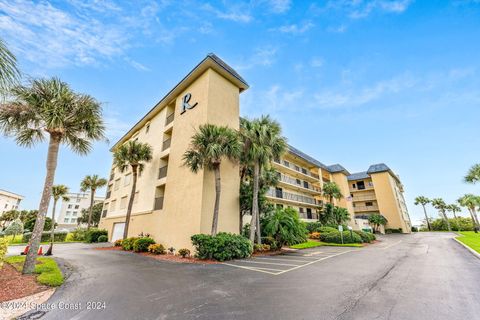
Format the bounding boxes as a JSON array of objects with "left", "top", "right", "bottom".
[{"left": 1, "top": 0, "right": 480, "bottom": 225}]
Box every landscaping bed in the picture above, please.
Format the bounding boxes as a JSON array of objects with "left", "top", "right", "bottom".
[
  {"left": 0, "top": 262, "right": 49, "bottom": 302},
  {"left": 6, "top": 256, "right": 64, "bottom": 287},
  {"left": 290, "top": 241, "right": 363, "bottom": 249}
]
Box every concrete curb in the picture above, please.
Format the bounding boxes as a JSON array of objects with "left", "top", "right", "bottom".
[{"left": 453, "top": 237, "right": 480, "bottom": 260}]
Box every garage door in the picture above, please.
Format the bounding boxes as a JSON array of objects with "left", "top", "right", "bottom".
[{"left": 111, "top": 222, "right": 125, "bottom": 242}]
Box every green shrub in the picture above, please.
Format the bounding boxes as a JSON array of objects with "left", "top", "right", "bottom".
[
  {"left": 253, "top": 244, "right": 271, "bottom": 253},
  {"left": 122, "top": 237, "right": 138, "bottom": 250},
  {"left": 114, "top": 239, "right": 123, "bottom": 247},
  {"left": 0, "top": 238, "right": 7, "bottom": 269},
  {"left": 261, "top": 236, "right": 280, "bottom": 251},
  {"left": 354, "top": 230, "right": 376, "bottom": 243},
  {"left": 261, "top": 207, "right": 308, "bottom": 246},
  {"left": 97, "top": 235, "right": 108, "bottom": 243},
  {"left": 191, "top": 233, "right": 253, "bottom": 261},
  {"left": 385, "top": 228, "right": 402, "bottom": 234},
  {"left": 411, "top": 226, "right": 418, "bottom": 232},
  {"left": 321, "top": 231, "right": 362, "bottom": 244},
  {"left": 317, "top": 226, "right": 338, "bottom": 234},
  {"left": 70, "top": 228, "right": 87, "bottom": 241},
  {"left": 178, "top": 248, "right": 191, "bottom": 258},
  {"left": 148, "top": 243, "right": 166, "bottom": 254},
  {"left": 304, "top": 222, "right": 323, "bottom": 233},
  {"left": 85, "top": 228, "right": 108, "bottom": 243},
  {"left": 133, "top": 237, "right": 156, "bottom": 252},
  {"left": 22, "top": 231, "right": 68, "bottom": 243},
  {"left": 24, "top": 217, "right": 53, "bottom": 232}
]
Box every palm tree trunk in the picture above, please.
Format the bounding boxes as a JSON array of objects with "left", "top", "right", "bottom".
[
  {"left": 249, "top": 162, "right": 260, "bottom": 243},
  {"left": 472, "top": 207, "right": 480, "bottom": 230},
  {"left": 422, "top": 205, "right": 431, "bottom": 231},
  {"left": 23, "top": 135, "right": 60, "bottom": 274},
  {"left": 45, "top": 199, "right": 57, "bottom": 256},
  {"left": 211, "top": 165, "right": 221, "bottom": 236},
  {"left": 255, "top": 165, "right": 263, "bottom": 244},
  {"left": 443, "top": 210, "right": 452, "bottom": 232},
  {"left": 123, "top": 167, "right": 138, "bottom": 240},
  {"left": 87, "top": 188, "right": 95, "bottom": 230}
]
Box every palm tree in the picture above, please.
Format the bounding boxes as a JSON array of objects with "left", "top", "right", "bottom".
[
  {"left": 322, "top": 181, "right": 343, "bottom": 204},
  {"left": 414, "top": 196, "right": 432, "bottom": 231},
  {"left": 458, "top": 194, "right": 480, "bottom": 232},
  {"left": 0, "top": 78, "right": 105, "bottom": 274},
  {"left": 465, "top": 164, "right": 480, "bottom": 184},
  {"left": 183, "top": 124, "right": 241, "bottom": 236},
  {"left": 431, "top": 198, "right": 451, "bottom": 232},
  {"left": 0, "top": 38, "right": 20, "bottom": 97},
  {"left": 45, "top": 185, "right": 69, "bottom": 256},
  {"left": 240, "top": 116, "right": 287, "bottom": 243},
  {"left": 447, "top": 204, "right": 462, "bottom": 231},
  {"left": 80, "top": 175, "right": 107, "bottom": 230},
  {"left": 113, "top": 140, "right": 153, "bottom": 239}
]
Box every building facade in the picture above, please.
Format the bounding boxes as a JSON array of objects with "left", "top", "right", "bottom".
[
  {"left": 0, "top": 189, "right": 23, "bottom": 216},
  {"left": 56, "top": 192, "right": 105, "bottom": 230},
  {"left": 98, "top": 53, "right": 410, "bottom": 247}
]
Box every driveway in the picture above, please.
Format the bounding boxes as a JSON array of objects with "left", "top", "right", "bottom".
[{"left": 9, "top": 232, "right": 480, "bottom": 320}]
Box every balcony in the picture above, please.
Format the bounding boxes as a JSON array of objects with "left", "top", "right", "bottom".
[
  {"left": 272, "top": 159, "right": 320, "bottom": 182},
  {"left": 162, "top": 138, "right": 171, "bottom": 151},
  {"left": 278, "top": 173, "right": 321, "bottom": 194},
  {"left": 266, "top": 188, "right": 319, "bottom": 206},
  {"left": 352, "top": 194, "right": 376, "bottom": 202},
  {"left": 154, "top": 197, "right": 164, "bottom": 210},
  {"left": 165, "top": 113, "right": 174, "bottom": 126},
  {"left": 354, "top": 205, "right": 379, "bottom": 212},
  {"left": 158, "top": 165, "right": 168, "bottom": 179}
]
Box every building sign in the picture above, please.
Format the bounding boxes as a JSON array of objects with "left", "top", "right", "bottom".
[{"left": 180, "top": 93, "right": 198, "bottom": 114}]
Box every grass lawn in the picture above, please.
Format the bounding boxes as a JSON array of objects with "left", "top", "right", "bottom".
[
  {"left": 290, "top": 241, "right": 363, "bottom": 249},
  {"left": 6, "top": 256, "right": 64, "bottom": 286},
  {"left": 4, "top": 234, "right": 82, "bottom": 246},
  {"left": 456, "top": 231, "right": 480, "bottom": 254}
]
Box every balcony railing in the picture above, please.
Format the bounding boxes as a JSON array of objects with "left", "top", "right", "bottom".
[
  {"left": 158, "top": 165, "right": 168, "bottom": 179},
  {"left": 354, "top": 205, "right": 379, "bottom": 212},
  {"left": 154, "top": 197, "right": 164, "bottom": 210},
  {"left": 278, "top": 174, "right": 321, "bottom": 193},
  {"left": 267, "top": 188, "right": 318, "bottom": 205},
  {"left": 165, "top": 113, "right": 174, "bottom": 126},
  {"left": 352, "top": 194, "right": 376, "bottom": 201},
  {"left": 162, "top": 138, "right": 171, "bottom": 151},
  {"left": 273, "top": 159, "right": 320, "bottom": 180}
]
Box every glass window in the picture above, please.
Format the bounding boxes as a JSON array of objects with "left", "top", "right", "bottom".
[
  {"left": 64, "top": 218, "right": 69, "bottom": 223},
  {"left": 68, "top": 204, "right": 73, "bottom": 209},
  {"left": 124, "top": 174, "right": 131, "bottom": 186},
  {"left": 120, "top": 196, "right": 128, "bottom": 209},
  {"left": 66, "top": 211, "right": 71, "bottom": 215},
  {"left": 72, "top": 211, "right": 77, "bottom": 216},
  {"left": 75, "top": 205, "right": 79, "bottom": 209}
]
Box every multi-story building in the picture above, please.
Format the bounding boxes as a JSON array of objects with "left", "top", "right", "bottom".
[
  {"left": 0, "top": 189, "right": 23, "bottom": 215},
  {"left": 348, "top": 164, "right": 411, "bottom": 233},
  {"left": 56, "top": 192, "right": 104, "bottom": 230},
  {"left": 98, "top": 53, "right": 410, "bottom": 247}
]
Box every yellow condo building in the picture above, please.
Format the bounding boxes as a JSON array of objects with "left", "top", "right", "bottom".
[{"left": 98, "top": 53, "right": 411, "bottom": 248}]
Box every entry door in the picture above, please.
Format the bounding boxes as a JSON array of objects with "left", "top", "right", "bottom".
[{"left": 111, "top": 222, "right": 125, "bottom": 242}]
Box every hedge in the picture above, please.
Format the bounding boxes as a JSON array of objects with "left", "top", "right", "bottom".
[
  {"left": 122, "top": 237, "right": 138, "bottom": 250},
  {"left": 22, "top": 231, "right": 68, "bottom": 243},
  {"left": 133, "top": 237, "right": 156, "bottom": 252},
  {"left": 354, "top": 230, "right": 376, "bottom": 243},
  {"left": 191, "top": 233, "right": 252, "bottom": 261},
  {"left": 85, "top": 228, "right": 108, "bottom": 243},
  {"left": 0, "top": 238, "right": 7, "bottom": 269},
  {"left": 320, "top": 230, "right": 363, "bottom": 244}
]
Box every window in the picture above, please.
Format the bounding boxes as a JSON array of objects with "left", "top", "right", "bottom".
[
  {"left": 306, "top": 208, "right": 312, "bottom": 219},
  {"left": 124, "top": 174, "right": 131, "bottom": 186},
  {"left": 114, "top": 178, "right": 121, "bottom": 191},
  {"left": 294, "top": 165, "right": 300, "bottom": 171},
  {"left": 68, "top": 204, "right": 73, "bottom": 209},
  {"left": 365, "top": 202, "right": 373, "bottom": 207},
  {"left": 120, "top": 196, "right": 128, "bottom": 209},
  {"left": 357, "top": 181, "right": 365, "bottom": 190},
  {"left": 283, "top": 160, "right": 290, "bottom": 167},
  {"left": 296, "top": 179, "right": 301, "bottom": 185},
  {"left": 110, "top": 200, "right": 117, "bottom": 211},
  {"left": 303, "top": 181, "right": 309, "bottom": 189},
  {"left": 75, "top": 205, "right": 79, "bottom": 209},
  {"left": 76, "top": 198, "right": 81, "bottom": 203},
  {"left": 301, "top": 168, "right": 307, "bottom": 175},
  {"left": 71, "top": 218, "right": 76, "bottom": 223},
  {"left": 352, "top": 183, "right": 356, "bottom": 189},
  {"left": 299, "top": 207, "right": 304, "bottom": 213},
  {"left": 72, "top": 211, "right": 77, "bottom": 216},
  {"left": 64, "top": 218, "right": 69, "bottom": 223}
]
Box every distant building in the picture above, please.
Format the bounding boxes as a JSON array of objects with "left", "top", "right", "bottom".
[
  {"left": 0, "top": 189, "right": 24, "bottom": 215},
  {"left": 56, "top": 192, "right": 104, "bottom": 230}
]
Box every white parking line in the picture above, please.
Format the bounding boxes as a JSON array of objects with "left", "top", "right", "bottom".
[
  {"left": 253, "top": 257, "right": 313, "bottom": 263},
  {"left": 233, "top": 260, "right": 302, "bottom": 267},
  {"left": 222, "top": 263, "right": 282, "bottom": 275},
  {"left": 275, "top": 251, "right": 353, "bottom": 275},
  {"left": 381, "top": 240, "right": 402, "bottom": 249}
]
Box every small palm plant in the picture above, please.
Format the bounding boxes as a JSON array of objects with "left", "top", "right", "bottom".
[
  {"left": 457, "top": 194, "right": 480, "bottom": 232},
  {"left": 45, "top": 185, "right": 70, "bottom": 256},
  {"left": 322, "top": 182, "right": 343, "bottom": 205},
  {"left": 183, "top": 124, "right": 241, "bottom": 236},
  {"left": 0, "top": 77, "right": 105, "bottom": 274},
  {"left": 113, "top": 140, "right": 153, "bottom": 239},
  {"left": 368, "top": 214, "right": 387, "bottom": 233},
  {"left": 465, "top": 164, "right": 480, "bottom": 185},
  {"left": 80, "top": 175, "right": 107, "bottom": 229},
  {"left": 414, "top": 196, "right": 431, "bottom": 231},
  {"left": 431, "top": 198, "right": 451, "bottom": 232}
]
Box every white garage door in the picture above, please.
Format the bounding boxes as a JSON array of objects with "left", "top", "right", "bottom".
[{"left": 111, "top": 222, "right": 125, "bottom": 242}]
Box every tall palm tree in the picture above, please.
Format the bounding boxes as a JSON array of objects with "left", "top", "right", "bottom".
[
  {"left": 465, "top": 164, "right": 480, "bottom": 184},
  {"left": 0, "top": 78, "right": 105, "bottom": 274},
  {"left": 322, "top": 181, "right": 343, "bottom": 205},
  {"left": 80, "top": 175, "right": 107, "bottom": 229},
  {"left": 414, "top": 196, "right": 432, "bottom": 231},
  {"left": 431, "top": 198, "right": 451, "bottom": 232},
  {"left": 183, "top": 124, "right": 241, "bottom": 236},
  {"left": 447, "top": 204, "right": 462, "bottom": 231},
  {"left": 45, "top": 185, "right": 69, "bottom": 256},
  {"left": 240, "top": 116, "right": 287, "bottom": 243},
  {"left": 0, "top": 38, "right": 20, "bottom": 97},
  {"left": 458, "top": 194, "right": 480, "bottom": 232},
  {"left": 113, "top": 140, "right": 153, "bottom": 239}
]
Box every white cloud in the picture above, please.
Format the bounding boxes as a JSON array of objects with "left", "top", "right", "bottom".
[
  {"left": 264, "top": 0, "right": 292, "bottom": 13},
  {"left": 277, "top": 22, "right": 314, "bottom": 34},
  {"left": 310, "top": 57, "right": 324, "bottom": 68},
  {"left": 327, "top": 24, "right": 347, "bottom": 33},
  {"left": 202, "top": 3, "right": 252, "bottom": 23},
  {"left": 235, "top": 46, "right": 278, "bottom": 70},
  {"left": 326, "top": 0, "right": 413, "bottom": 19}
]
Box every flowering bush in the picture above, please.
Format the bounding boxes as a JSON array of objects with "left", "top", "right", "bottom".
[
  {"left": 148, "top": 243, "right": 166, "bottom": 254},
  {"left": 178, "top": 248, "right": 190, "bottom": 258}
]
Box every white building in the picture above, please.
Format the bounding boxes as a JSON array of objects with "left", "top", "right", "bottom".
[
  {"left": 56, "top": 192, "right": 104, "bottom": 230},
  {"left": 0, "top": 189, "right": 24, "bottom": 215}
]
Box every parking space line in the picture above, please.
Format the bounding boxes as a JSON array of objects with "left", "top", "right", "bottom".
[
  {"left": 222, "top": 263, "right": 282, "bottom": 275},
  {"left": 381, "top": 240, "right": 402, "bottom": 249},
  {"left": 275, "top": 250, "right": 353, "bottom": 276},
  {"left": 253, "top": 257, "right": 313, "bottom": 263},
  {"left": 233, "top": 260, "right": 302, "bottom": 267}
]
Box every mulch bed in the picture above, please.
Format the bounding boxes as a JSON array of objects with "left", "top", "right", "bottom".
[
  {"left": 93, "top": 246, "right": 122, "bottom": 251},
  {"left": 0, "top": 263, "right": 49, "bottom": 302}
]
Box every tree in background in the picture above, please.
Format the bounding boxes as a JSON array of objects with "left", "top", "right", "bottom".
[
  {"left": 24, "top": 217, "right": 53, "bottom": 232},
  {"left": 4, "top": 218, "right": 23, "bottom": 241},
  {"left": 80, "top": 174, "right": 107, "bottom": 230},
  {"left": 45, "top": 185, "right": 70, "bottom": 256},
  {"left": 0, "top": 38, "right": 20, "bottom": 98},
  {"left": 457, "top": 194, "right": 480, "bottom": 232},
  {"left": 431, "top": 198, "right": 451, "bottom": 232},
  {"left": 0, "top": 210, "right": 19, "bottom": 229},
  {"left": 322, "top": 181, "right": 343, "bottom": 205},
  {"left": 240, "top": 116, "right": 287, "bottom": 244},
  {"left": 465, "top": 164, "right": 480, "bottom": 185},
  {"left": 114, "top": 140, "right": 153, "bottom": 239},
  {"left": 77, "top": 202, "right": 103, "bottom": 227},
  {"left": 320, "top": 204, "right": 350, "bottom": 226},
  {"left": 0, "top": 77, "right": 105, "bottom": 273},
  {"left": 368, "top": 214, "right": 388, "bottom": 233},
  {"left": 183, "top": 124, "right": 240, "bottom": 236},
  {"left": 414, "top": 196, "right": 432, "bottom": 231}
]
